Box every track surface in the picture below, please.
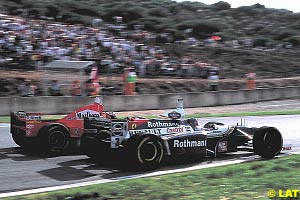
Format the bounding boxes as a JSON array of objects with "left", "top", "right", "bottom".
[{"left": 0, "top": 115, "right": 299, "bottom": 194}]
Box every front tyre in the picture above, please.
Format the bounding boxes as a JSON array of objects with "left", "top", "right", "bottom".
[
  {"left": 127, "top": 134, "right": 164, "bottom": 170},
  {"left": 253, "top": 127, "right": 283, "bottom": 159}
]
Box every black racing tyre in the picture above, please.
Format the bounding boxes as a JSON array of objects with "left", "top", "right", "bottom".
[
  {"left": 126, "top": 134, "right": 164, "bottom": 170},
  {"left": 81, "top": 130, "right": 111, "bottom": 161},
  {"left": 40, "top": 125, "right": 70, "bottom": 153},
  {"left": 253, "top": 127, "right": 283, "bottom": 159}
]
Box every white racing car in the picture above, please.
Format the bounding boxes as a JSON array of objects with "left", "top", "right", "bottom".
[{"left": 81, "top": 99, "right": 283, "bottom": 170}]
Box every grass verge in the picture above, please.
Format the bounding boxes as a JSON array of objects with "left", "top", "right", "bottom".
[
  {"left": 184, "top": 109, "right": 300, "bottom": 118},
  {"left": 121, "top": 109, "right": 300, "bottom": 119},
  {"left": 0, "top": 115, "right": 66, "bottom": 123},
  {"left": 5, "top": 154, "right": 300, "bottom": 200},
  {"left": 1, "top": 110, "right": 300, "bottom": 123}
]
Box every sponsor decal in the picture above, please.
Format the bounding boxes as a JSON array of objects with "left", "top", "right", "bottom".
[
  {"left": 26, "top": 125, "right": 34, "bottom": 135},
  {"left": 173, "top": 139, "right": 206, "bottom": 148},
  {"left": 213, "top": 130, "right": 222, "bottom": 133},
  {"left": 128, "top": 121, "right": 147, "bottom": 130},
  {"left": 76, "top": 110, "right": 100, "bottom": 119},
  {"left": 268, "top": 189, "right": 300, "bottom": 198},
  {"left": 25, "top": 113, "right": 41, "bottom": 123},
  {"left": 147, "top": 121, "right": 180, "bottom": 128},
  {"left": 218, "top": 141, "right": 227, "bottom": 152},
  {"left": 282, "top": 146, "right": 292, "bottom": 151},
  {"left": 131, "top": 123, "right": 137, "bottom": 129},
  {"left": 168, "top": 111, "right": 181, "bottom": 119},
  {"left": 112, "top": 123, "right": 126, "bottom": 136},
  {"left": 167, "top": 127, "right": 184, "bottom": 133},
  {"left": 112, "top": 123, "right": 123, "bottom": 131},
  {"left": 129, "top": 129, "right": 162, "bottom": 137},
  {"left": 26, "top": 124, "right": 34, "bottom": 129},
  {"left": 26, "top": 115, "right": 41, "bottom": 121},
  {"left": 26, "top": 117, "right": 37, "bottom": 135}
]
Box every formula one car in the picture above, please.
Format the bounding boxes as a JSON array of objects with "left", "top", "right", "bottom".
[
  {"left": 81, "top": 99, "right": 283, "bottom": 170},
  {"left": 10, "top": 97, "right": 115, "bottom": 152}
]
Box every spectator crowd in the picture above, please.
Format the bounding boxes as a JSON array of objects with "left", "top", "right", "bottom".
[
  {"left": 0, "top": 13, "right": 226, "bottom": 97},
  {"left": 0, "top": 13, "right": 217, "bottom": 79}
]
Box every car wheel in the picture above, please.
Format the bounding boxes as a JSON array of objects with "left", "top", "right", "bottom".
[
  {"left": 41, "top": 125, "right": 70, "bottom": 153},
  {"left": 127, "top": 134, "right": 164, "bottom": 170},
  {"left": 253, "top": 127, "right": 283, "bottom": 159}
]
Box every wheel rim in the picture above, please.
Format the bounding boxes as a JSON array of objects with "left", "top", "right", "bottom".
[
  {"left": 137, "top": 138, "right": 160, "bottom": 164},
  {"left": 49, "top": 131, "right": 66, "bottom": 149}
]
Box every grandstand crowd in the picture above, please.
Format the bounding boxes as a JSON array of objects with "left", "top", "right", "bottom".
[{"left": 0, "top": 13, "right": 216, "bottom": 78}]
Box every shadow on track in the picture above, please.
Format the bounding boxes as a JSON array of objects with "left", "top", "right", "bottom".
[
  {"left": 0, "top": 145, "right": 260, "bottom": 183},
  {"left": 0, "top": 145, "right": 84, "bottom": 162}
]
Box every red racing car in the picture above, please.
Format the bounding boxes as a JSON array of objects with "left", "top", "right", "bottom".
[{"left": 10, "top": 97, "right": 115, "bottom": 153}]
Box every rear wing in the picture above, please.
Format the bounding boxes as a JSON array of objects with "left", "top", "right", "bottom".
[
  {"left": 11, "top": 111, "right": 42, "bottom": 124},
  {"left": 10, "top": 111, "right": 42, "bottom": 133},
  {"left": 11, "top": 111, "right": 26, "bottom": 128}
]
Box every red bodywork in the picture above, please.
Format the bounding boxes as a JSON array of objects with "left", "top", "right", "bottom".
[{"left": 11, "top": 100, "right": 109, "bottom": 138}]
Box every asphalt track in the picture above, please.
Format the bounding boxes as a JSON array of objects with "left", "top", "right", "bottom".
[{"left": 0, "top": 115, "right": 299, "bottom": 197}]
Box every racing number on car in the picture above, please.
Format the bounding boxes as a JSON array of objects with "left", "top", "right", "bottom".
[
  {"left": 114, "top": 138, "right": 120, "bottom": 146},
  {"left": 111, "top": 137, "right": 120, "bottom": 148}
]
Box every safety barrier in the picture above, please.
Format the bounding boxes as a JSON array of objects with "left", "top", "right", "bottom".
[{"left": 0, "top": 86, "right": 299, "bottom": 116}]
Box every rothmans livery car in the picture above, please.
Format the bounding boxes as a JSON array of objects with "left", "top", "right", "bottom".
[
  {"left": 10, "top": 97, "right": 115, "bottom": 152},
  {"left": 81, "top": 99, "right": 283, "bottom": 170}
]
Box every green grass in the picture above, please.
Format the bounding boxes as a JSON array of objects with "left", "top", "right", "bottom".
[
  {"left": 0, "top": 117, "right": 10, "bottom": 123},
  {"left": 0, "top": 115, "right": 66, "bottom": 123},
  {"left": 184, "top": 109, "right": 300, "bottom": 118},
  {"left": 129, "top": 109, "right": 300, "bottom": 119},
  {"left": 2, "top": 110, "right": 300, "bottom": 123},
  {"left": 5, "top": 155, "right": 300, "bottom": 200}
]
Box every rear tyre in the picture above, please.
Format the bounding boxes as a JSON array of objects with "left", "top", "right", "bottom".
[
  {"left": 253, "top": 127, "right": 283, "bottom": 159},
  {"left": 127, "top": 134, "right": 164, "bottom": 170},
  {"left": 40, "top": 125, "right": 70, "bottom": 153}
]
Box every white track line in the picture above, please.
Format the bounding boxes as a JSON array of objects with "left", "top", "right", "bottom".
[
  {"left": 0, "top": 158, "right": 250, "bottom": 198},
  {"left": 1, "top": 153, "right": 298, "bottom": 198},
  {"left": 0, "top": 124, "right": 9, "bottom": 128}
]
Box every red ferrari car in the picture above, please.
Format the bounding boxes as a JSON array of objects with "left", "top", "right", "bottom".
[{"left": 10, "top": 97, "right": 115, "bottom": 152}]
